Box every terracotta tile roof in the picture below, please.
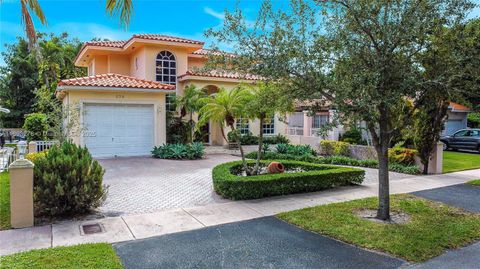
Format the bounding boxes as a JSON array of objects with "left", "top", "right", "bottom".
[
  {"left": 178, "top": 70, "right": 263, "bottom": 81},
  {"left": 191, "top": 49, "right": 236, "bottom": 57},
  {"left": 449, "top": 102, "right": 471, "bottom": 111},
  {"left": 132, "top": 34, "right": 204, "bottom": 45},
  {"left": 82, "top": 34, "right": 204, "bottom": 49},
  {"left": 83, "top": 40, "right": 127, "bottom": 48},
  {"left": 57, "top": 73, "right": 175, "bottom": 90}
]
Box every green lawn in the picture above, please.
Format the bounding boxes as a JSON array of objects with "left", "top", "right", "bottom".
[
  {"left": 443, "top": 151, "right": 480, "bottom": 173},
  {"left": 0, "top": 243, "right": 123, "bottom": 269},
  {"left": 467, "top": 179, "right": 480, "bottom": 186},
  {"left": 0, "top": 171, "right": 10, "bottom": 230},
  {"left": 278, "top": 194, "right": 480, "bottom": 262}
]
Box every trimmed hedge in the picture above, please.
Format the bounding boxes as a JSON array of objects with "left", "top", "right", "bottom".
[
  {"left": 245, "top": 151, "right": 421, "bottom": 175},
  {"left": 212, "top": 160, "right": 365, "bottom": 200}
]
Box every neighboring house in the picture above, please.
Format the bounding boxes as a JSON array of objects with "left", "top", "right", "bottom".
[
  {"left": 56, "top": 34, "right": 287, "bottom": 157},
  {"left": 443, "top": 102, "right": 471, "bottom": 135}
]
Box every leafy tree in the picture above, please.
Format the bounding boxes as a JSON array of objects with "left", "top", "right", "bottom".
[
  {"left": 244, "top": 82, "right": 293, "bottom": 174},
  {"left": 197, "top": 87, "right": 253, "bottom": 173},
  {"left": 175, "top": 85, "right": 206, "bottom": 143},
  {"left": 207, "top": 0, "right": 474, "bottom": 220},
  {"left": 414, "top": 93, "right": 450, "bottom": 174},
  {"left": 0, "top": 38, "right": 38, "bottom": 127},
  {"left": 23, "top": 112, "right": 48, "bottom": 140}
]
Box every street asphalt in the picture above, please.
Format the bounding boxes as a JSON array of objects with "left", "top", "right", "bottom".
[
  {"left": 412, "top": 183, "right": 480, "bottom": 213},
  {"left": 114, "top": 216, "right": 406, "bottom": 269},
  {"left": 406, "top": 242, "right": 480, "bottom": 269}
]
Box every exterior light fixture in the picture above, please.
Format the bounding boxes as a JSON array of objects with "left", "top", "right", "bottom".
[{"left": 17, "top": 141, "right": 27, "bottom": 160}]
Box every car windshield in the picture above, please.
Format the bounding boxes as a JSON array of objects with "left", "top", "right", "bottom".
[{"left": 454, "top": 130, "right": 468, "bottom": 137}]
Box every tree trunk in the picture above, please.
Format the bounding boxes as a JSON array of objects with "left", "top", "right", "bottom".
[
  {"left": 368, "top": 106, "right": 391, "bottom": 221},
  {"left": 254, "top": 117, "right": 265, "bottom": 175},
  {"left": 376, "top": 140, "right": 390, "bottom": 220},
  {"left": 230, "top": 124, "right": 249, "bottom": 174},
  {"left": 422, "top": 158, "right": 429, "bottom": 175},
  {"left": 189, "top": 112, "right": 194, "bottom": 143}
]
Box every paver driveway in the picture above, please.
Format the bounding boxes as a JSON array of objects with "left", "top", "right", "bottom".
[
  {"left": 97, "top": 154, "right": 240, "bottom": 216},
  {"left": 97, "top": 154, "right": 411, "bottom": 216}
]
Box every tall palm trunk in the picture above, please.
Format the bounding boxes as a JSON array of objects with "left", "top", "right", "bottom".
[
  {"left": 229, "top": 124, "right": 249, "bottom": 174},
  {"left": 254, "top": 117, "right": 265, "bottom": 175}
]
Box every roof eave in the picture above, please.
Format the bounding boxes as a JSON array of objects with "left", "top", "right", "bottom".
[
  {"left": 56, "top": 85, "right": 175, "bottom": 94},
  {"left": 178, "top": 75, "right": 259, "bottom": 83}
]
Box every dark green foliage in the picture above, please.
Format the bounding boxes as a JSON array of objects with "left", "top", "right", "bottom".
[
  {"left": 264, "top": 134, "right": 290, "bottom": 144},
  {"left": 227, "top": 132, "right": 290, "bottom": 145},
  {"left": 23, "top": 113, "right": 48, "bottom": 141},
  {"left": 245, "top": 151, "right": 421, "bottom": 175},
  {"left": 468, "top": 113, "right": 480, "bottom": 128},
  {"left": 32, "top": 141, "right": 106, "bottom": 216},
  {"left": 275, "top": 143, "right": 289, "bottom": 154},
  {"left": 339, "top": 128, "right": 365, "bottom": 145},
  {"left": 151, "top": 142, "right": 205, "bottom": 160},
  {"left": 212, "top": 160, "right": 364, "bottom": 200},
  {"left": 262, "top": 143, "right": 270, "bottom": 154},
  {"left": 166, "top": 114, "right": 190, "bottom": 144},
  {"left": 275, "top": 143, "right": 315, "bottom": 156}
]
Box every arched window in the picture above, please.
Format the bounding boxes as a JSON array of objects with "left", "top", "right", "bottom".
[{"left": 156, "top": 51, "right": 176, "bottom": 85}]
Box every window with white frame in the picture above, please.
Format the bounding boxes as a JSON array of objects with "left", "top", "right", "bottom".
[
  {"left": 236, "top": 118, "right": 250, "bottom": 135},
  {"left": 263, "top": 116, "right": 275, "bottom": 135},
  {"left": 312, "top": 114, "right": 329, "bottom": 128},
  {"left": 156, "top": 51, "right": 176, "bottom": 85}
]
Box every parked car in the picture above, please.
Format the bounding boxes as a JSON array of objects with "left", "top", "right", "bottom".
[{"left": 440, "top": 129, "right": 480, "bottom": 152}]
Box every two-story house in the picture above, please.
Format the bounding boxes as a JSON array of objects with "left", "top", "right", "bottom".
[{"left": 56, "top": 34, "right": 291, "bottom": 157}]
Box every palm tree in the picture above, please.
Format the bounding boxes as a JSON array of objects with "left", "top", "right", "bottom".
[
  {"left": 106, "top": 0, "right": 134, "bottom": 28},
  {"left": 197, "top": 87, "right": 253, "bottom": 173},
  {"left": 176, "top": 85, "right": 206, "bottom": 143},
  {"left": 17, "top": 0, "right": 47, "bottom": 48},
  {"left": 15, "top": 0, "right": 133, "bottom": 48}
]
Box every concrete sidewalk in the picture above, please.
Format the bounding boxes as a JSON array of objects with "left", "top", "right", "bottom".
[{"left": 1, "top": 168, "right": 479, "bottom": 256}]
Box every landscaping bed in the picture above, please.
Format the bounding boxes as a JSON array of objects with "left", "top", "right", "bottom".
[
  {"left": 213, "top": 160, "right": 364, "bottom": 200},
  {"left": 443, "top": 151, "right": 480, "bottom": 173},
  {"left": 0, "top": 243, "right": 122, "bottom": 269},
  {"left": 246, "top": 151, "right": 421, "bottom": 174},
  {"left": 0, "top": 171, "right": 10, "bottom": 230},
  {"left": 278, "top": 194, "right": 480, "bottom": 262}
]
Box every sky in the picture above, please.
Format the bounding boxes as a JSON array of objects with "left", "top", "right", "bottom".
[{"left": 0, "top": 0, "right": 479, "bottom": 66}]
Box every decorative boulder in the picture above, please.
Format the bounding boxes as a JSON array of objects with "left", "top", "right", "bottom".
[{"left": 268, "top": 162, "right": 285, "bottom": 174}]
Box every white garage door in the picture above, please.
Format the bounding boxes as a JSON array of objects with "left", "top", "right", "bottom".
[
  {"left": 445, "top": 119, "right": 465, "bottom": 135},
  {"left": 83, "top": 103, "right": 155, "bottom": 157}
]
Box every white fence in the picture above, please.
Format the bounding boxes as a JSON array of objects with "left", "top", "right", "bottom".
[{"left": 30, "top": 141, "right": 59, "bottom": 153}]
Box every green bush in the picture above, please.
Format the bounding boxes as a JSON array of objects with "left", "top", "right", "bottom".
[
  {"left": 320, "top": 140, "right": 350, "bottom": 156},
  {"left": 151, "top": 142, "right": 204, "bottom": 160},
  {"left": 245, "top": 151, "right": 421, "bottom": 175},
  {"left": 388, "top": 147, "right": 417, "bottom": 166},
  {"left": 340, "top": 128, "right": 365, "bottom": 145},
  {"left": 33, "top": 141, "right": 106, "bottom": 216},
  {"left": 227, "top": 132, "right": 289, "bottom": 145},
  {"left": 263, "top": 134, "right": 290, "bottom": 144},
  {"left": 274, "top": 143, "right": 315, "bottom": 156},
  {"left": 23, "top": 113, "right": 48, "bottom": 141},
  {"left": 213, "top": 160, "right": 365, "bottom": 200}
]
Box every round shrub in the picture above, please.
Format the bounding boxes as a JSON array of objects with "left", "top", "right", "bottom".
[
  {"left": 213, "top": 160, "right": 365, "bottom": 200},
  {"left": 23, "top": 113, "right": 48, "bottom": 141},
  {"left": 33, "top": 141, "right": 106, "bottom": 216}
]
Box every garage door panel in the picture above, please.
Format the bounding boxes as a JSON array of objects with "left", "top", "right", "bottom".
[{"left": 83, "top": 103, "right": 155, "bottom": 157}]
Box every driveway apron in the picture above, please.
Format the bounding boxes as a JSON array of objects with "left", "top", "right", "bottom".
[{"left": 114, "top": 217, "right": 405, "bottom": 269}]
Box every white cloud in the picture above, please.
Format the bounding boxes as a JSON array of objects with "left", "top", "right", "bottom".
[
  {"left": 204, "top": 7, "right": 225, "bottom": 20},
  {"left": 48, "top": 22, "right": 134, "bottom": 41}
]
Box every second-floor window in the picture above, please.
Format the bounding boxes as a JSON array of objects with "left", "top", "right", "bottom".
[{"left": 156, "top": 51, "right": 176, "bottom": 85}]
